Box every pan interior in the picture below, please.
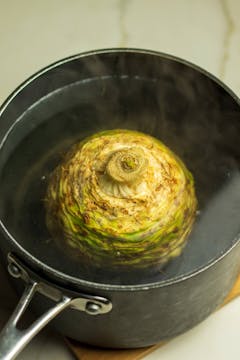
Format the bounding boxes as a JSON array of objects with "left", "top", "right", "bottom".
[{"left": 0, "top": 54, "right": 240, "bottom": 285}]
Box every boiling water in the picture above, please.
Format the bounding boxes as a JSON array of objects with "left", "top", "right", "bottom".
[{"left": 0, "top": 77, "right": 240, "bottom": 285}]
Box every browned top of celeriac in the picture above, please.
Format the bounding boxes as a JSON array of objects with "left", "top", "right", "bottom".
[
  {"left": 54, "top": 129, "right": 194, "bottom": 236},
  {"left": 46, "top": 129, "right": 197, "bottom": 268}
]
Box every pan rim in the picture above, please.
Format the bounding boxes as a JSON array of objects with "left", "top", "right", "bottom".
[{"left": 0, "top": 47, "right": 240, "bottom": 291}]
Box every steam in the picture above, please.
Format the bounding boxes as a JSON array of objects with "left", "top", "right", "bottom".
[{"left": 0, "top": 51, "right": 240, "bottom": 284}]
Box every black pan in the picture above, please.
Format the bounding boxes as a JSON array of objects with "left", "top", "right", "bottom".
[{"left": 0, "top": 49, "right": 239, "bottom": 360}]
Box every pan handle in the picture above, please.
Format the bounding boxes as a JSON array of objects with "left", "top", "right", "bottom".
[
  {"left": 0, "top": 280, "right": 72, "bottom": 360},
  {"left": 0, "top": 282, "right": 72, "bottom": 360},
  {"left": 0, "top": 254, "right": 112, "bottom": 360}
]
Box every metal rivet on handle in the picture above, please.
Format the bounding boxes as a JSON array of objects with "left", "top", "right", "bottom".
[
  {"left": 8, "top": 263, "right": 22, "bottom": 278},
  {"left": 85, "top": 302, "right": 102, "bottom": 315}
]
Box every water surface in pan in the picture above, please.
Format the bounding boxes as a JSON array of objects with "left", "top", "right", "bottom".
[{"left": 0, "top": 76, "right": 240, "bottom": 285}]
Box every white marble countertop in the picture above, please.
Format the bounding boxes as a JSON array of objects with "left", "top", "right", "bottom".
[{"left": 0, "top": 1, "right": 240, "bottom": 359}]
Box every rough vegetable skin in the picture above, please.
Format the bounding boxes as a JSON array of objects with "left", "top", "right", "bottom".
[{"left": 45, "top": 129, "right": 197, "bottom": 269}]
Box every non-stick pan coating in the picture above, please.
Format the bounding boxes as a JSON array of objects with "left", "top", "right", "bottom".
[{"left": 0, "top": 50, "right": 239, "bottom": 286}]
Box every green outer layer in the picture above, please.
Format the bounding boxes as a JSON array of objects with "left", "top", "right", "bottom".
[{"left": 45, "top": 130, "right": 197, "bottom": 269}]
